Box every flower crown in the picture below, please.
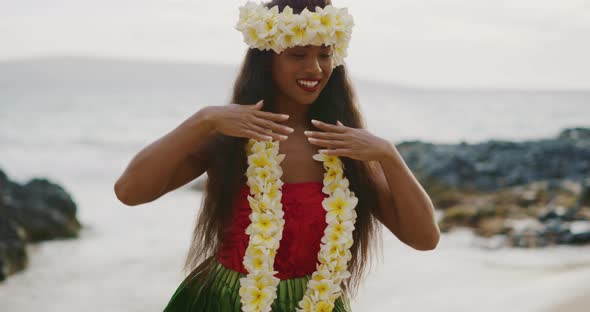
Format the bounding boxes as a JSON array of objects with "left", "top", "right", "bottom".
[{"left": 235, "top": 1, "right": 354, "bottom": 68}]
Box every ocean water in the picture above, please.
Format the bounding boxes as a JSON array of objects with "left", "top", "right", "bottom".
[
  {"left": 1, "top": 58, "right": 589, "bottom": 311},
  {"left": 2, "top": 58, "right": 588, "bottom": 184}
]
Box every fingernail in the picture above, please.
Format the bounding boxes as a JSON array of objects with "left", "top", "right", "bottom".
[
  {"left": 282, "top": 115, "right": 290, "bottom": 119},
  {"left": 280, "top": 135, "right": 288, "bottom": 140},
  {"left": 304, "top": 131, "right": 311, "bottom": 135},
  {"left": 311, "top": 119, "right": 318, "bottom": 124},
  {"left": 286, "top": 127, "right": 294, "bottom": 133}
]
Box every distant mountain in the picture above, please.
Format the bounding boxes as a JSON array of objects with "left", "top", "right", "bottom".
[
  {"left": 0, "top": 56, "right": 414, "bottom": 93},
  {"left": 1, "top": 56, "right": 587, "bottom": 96},
  {"left": 0, "top": 56, "right": 238, "bottom": 91}
]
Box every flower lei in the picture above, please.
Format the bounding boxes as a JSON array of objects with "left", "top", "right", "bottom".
[
  {"left": 235, "top": 1, "right": 354, "bottom": 68},
  {"left": 238, "top": 138, "right": 358, "bottom": 312}
]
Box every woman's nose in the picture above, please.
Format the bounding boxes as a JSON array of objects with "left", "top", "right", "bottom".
[{"left": 304, "top": 57, "right": 322, "bottom": 74}]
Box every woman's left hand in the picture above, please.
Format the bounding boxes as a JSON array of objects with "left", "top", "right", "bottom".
[{"left": 305, "top": 119, "right": 393, "bottom": 162}]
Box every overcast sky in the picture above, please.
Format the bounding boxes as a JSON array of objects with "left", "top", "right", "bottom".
[{"left": 1, "top": 0, "right": 589, "bottom": 89}]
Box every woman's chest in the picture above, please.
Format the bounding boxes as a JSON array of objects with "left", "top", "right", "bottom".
[{"left": 278, "top": 135, "right": 325, "bottom": 183}]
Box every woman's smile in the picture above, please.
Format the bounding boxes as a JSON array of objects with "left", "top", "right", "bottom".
[{"left": 296, "top": 79, "right": 321, "bottom": 92}]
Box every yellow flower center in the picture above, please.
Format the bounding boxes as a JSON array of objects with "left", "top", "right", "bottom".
[
  {"left": 320, "top": 15, "right": 333, "bottom": 28},
  {"left": 331, "top": 199, "right": 345, "bottom": 215},
  {"left": 317, "top": 283, "right": 329, "bottom": 296},
  {"left": 333, "top": 223, "right": 344, "bottom": 235},
  {"left": 265, "top": 19, "right": 275, "bottom": 32}
]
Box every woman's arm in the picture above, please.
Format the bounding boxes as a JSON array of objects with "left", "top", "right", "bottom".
[
  {"left": 374, "top": 144, "right": 440, "bottom": 250},
  {"left": 304, "top": 119, "right": 440, "bottom": 250},
  {"left": 114, "top": 106, "right": 217, "bottom": 206}
]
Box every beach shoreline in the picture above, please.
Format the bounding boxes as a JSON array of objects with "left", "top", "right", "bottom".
[{"left": 3, "top": 184, "right": 589, "bottom": 311}]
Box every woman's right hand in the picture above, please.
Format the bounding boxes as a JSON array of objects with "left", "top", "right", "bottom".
[{"left": 206, "top": 100, "right": 294, "bottom": 141}]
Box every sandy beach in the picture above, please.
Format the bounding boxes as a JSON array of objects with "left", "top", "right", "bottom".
[
  {"left": 546, "top": 292, "right": 590, "bottom": 312},
  {"left": 1, "top": 180, "right": 589, "bottom": 311}
]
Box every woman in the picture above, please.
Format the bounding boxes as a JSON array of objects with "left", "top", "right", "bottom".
[{"left": 114, "top": 0, "right": 440, "bottom": 311}]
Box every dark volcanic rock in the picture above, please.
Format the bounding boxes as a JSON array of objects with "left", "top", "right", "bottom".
[
  {"left": 0, "top": 169, "right": 81, "bottom": 281},
  {"left": 397, "top": 127, "right": 590, "bottom": 191},
  {"left": 0, "top": 216, "right": 27, "bottom": 281},
  {"left": 4, "top": 178, "right": 80, "bottom": 241},
  {"left": 400, "top": 127, "right": 590, "bottom": 248}
]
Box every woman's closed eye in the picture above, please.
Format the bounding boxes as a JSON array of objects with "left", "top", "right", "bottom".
[{"left": 291, "top": 53, "right": 332, "bottom": 59}]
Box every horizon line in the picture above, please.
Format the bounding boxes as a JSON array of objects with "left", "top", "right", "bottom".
[{"left": 1, "top": 54, "right": 589, "bottom": 93}]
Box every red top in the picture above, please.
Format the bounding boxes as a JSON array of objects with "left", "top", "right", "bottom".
[{"left": 216, "top": 181, "right": 328, "bottom": 279}]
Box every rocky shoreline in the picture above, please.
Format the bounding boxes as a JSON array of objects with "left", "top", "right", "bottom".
[
  {"left": 189, "top": 127, "right": 590, "bottom": 249},
  {"left": 0, "top": 170, "right": 81, "bottom": 281},
  {"left": 396, "top": 127, "right": 590, "bottom": 249}
]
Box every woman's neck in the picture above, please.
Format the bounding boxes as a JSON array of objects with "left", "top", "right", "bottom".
[{"left": 274, "top": 95, "right": 313, "bottom": 130}]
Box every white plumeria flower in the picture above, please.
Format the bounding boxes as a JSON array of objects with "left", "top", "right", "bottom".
[
  {"left": 243, "top": 252, "right": 272, "bottom": 273},
  {"left": 241, "top": 271, "right": 279, "bottom": 289},
  {"left": 249, "top": 179, "right": 275, "bottom": 195},
  {"left": 333, "top": 26, "right": 351, "bottom": 43},
  {"left": 310, "top": 264, "right": 333, "bottom": 282},
  {"left": 253, "top": 6, "right": 279, "bottom": 40},
  {"left": 250, "top": 232, "right": 280, "bottom": 250},
  {"left": 301, "top": 7, "right": 321, "bottom": 29},
  {"left": 335, "top": 44, "right": 352, "bottom": 66},
  {"left": 325, "top": 220, "right": 355, "bottom": 236},
  {"left": 321, "top": 239, "right": 353, "bottom": 260},
  {"left": 323, "top": 166, "right": 343, "bottom": 185},
  {"left": 246, "top": 212, "right": 281, "bottom": 236},
  {"left": 240, "top": 273, "right": 279, "bottom": 303},
  {"left": 335, "top": 268, "right": 352, "bottom": 281},
  {"left": 236, "top": 3, "right": 353, "bottom": 68},
  {"left": 249, "top": 180, "right": 282, "bottom": 202},
  {"left": 245, "top": 245, "right": 271, "bottom": 259},
  {"left": 276, "top": 33, "right": 295, "bottom": 52},
  {"left": 248, "top": 166, "right": 274, "bottom": 183},
  {"left": 240, "top": 284, "right": 275, "bottom": 312},
  {"left": 312, "top": 153, "right": 343, "bottom": 168},
  {"left": 246, "top": 195, "right": 263, "bottom": 213},
  {"left": 246, "top": 193, "right": 280, "bottom": 213},
  {"left": 314, "top": 301, "right": 335, "bottom": 312},
  {"left": 247, "top": 138, "right": 278, "bottom": 154},
  {"left": 338, "top": 7, "right": 354, "bottom": 29},
  {"left": 322, "top": 177, "right": 350, "bottom": 195},
  {"left": 308, "top": 278, "right": 339, "bottom": 301},
  {"left": 322, "top": 188, "right": 358, "bottom": 223},
  {"left": 296, "top": 294, "right": 315, "bottom": 311},
  {"left": 325, "top": 256, "right": 349, "bottom": 274},
  {"left": 319, "top": 244, "right": 343, "bottom": 263},
  {"left": 242, "top": 26, "right": 263, "bottom": 49},
  {"left": 316, "top": 5, "right": 339, "bottom": 36},
  {"left": 236, "top": 2, "right": 263, "bottom": 31},
  {"left": 278, "top": 5, "right": 295, "bottom": 26},
  {"left": 321, "top": 225, "right": 352, "bottom": 246},
  {"left": 287, "top": 14, "right": 311, "bottom": 46},
  {"left": 318, "top": 241, "right": 352, "bottom": 263},
  {"left": 248, "top": 149, "right": 275, "bottom": 168}
]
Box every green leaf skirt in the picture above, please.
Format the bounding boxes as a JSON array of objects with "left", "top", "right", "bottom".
[{"left": 163, "top": 256, "right": 352, "bottom": 311}]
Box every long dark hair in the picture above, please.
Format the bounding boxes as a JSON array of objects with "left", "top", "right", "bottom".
[{"left": 183, "top": 0, "right": 383, "bottom": 298}]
